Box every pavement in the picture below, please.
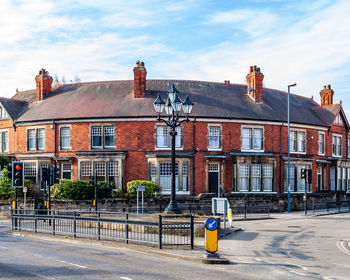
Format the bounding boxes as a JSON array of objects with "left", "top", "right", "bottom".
[{"left": 2, "top": 208, "right": 349, "bottom": 265}]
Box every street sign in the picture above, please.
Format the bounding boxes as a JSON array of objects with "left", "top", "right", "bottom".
[
  {"left": 212, "top": 197, "right": 229, "bottom": 215},
  {"left": 23, "top": 187, "right": 27, "bottom": 193},
  {"left": 205, "top": 217, "right": 218, "bottom": 231},
  {"left": 205, "top": 217, "right": 218, "bottom": 254},
  {"left": 136, "top": 185, "right": 145, "bottom": 192}
]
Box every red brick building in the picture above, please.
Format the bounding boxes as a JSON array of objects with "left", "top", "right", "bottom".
[{"left": 0, "top": 63, "right": 349, "bottom": 197}]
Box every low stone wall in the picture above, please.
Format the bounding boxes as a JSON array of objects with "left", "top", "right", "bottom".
[
  {"left": 0, "top": 201, "right": 11, "bottom": 219},
  {"left": 3, "top": 192, "right": 349, "bottom": 215}
]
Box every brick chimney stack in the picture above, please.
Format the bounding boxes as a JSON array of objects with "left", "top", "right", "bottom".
[
  {"left": 35, "top": 68, "right": 53, "bottom": 101},
  {"left": 320, "top": 84, "right": 334, "bottom": 106},
  {"left": 133, "top": 61, "right": 147, "bottom": 98},
  {"left": 246, "top": 65, "right": 264, "bottom": 103}
]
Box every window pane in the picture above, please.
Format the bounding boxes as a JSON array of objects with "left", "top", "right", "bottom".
[
  {"left": 37, "top": 129, "right": 45, "bottom": 150},
  {"left": 332, "top": 136, "right": 337, "bottom": 155},
  {"left": 209, "top": 127, "right": 220, "bottom": 149},
  {"left": 24, "top": 162, "right": 36, "bottom": 177},
  {"left": 81, "top": 162, "right": 92, "bottom": 177},
  {"left": 330, "top": 167, "right": 336, "bottom": 190},
  {"left": 251, "top": 164, "right": 261, "bottom": 191},
  {"left": 290, "top": 131, "right": 297, "bottom": 152},
  {"left": 182, "top": 162, "right": 188, "bottom": 191},
  {"left": 104, "top": 126, "right": 115, "bottom": 147},
  {"left": 319, "top": 134, "right": 324, "bottom": 154},
  {"left": 28, "top": 129, "right": 36, "bottom": 150},
  {"left": 95, "top": 162, "right": 106, "bottom": 177},
  {"left": 242, "top": 128, "right": 251, "bottom": 150},
  {"left": 92, "top": 127, "right": 102, "bottom": 147},
  {"left": 337, "top": 137, "right": 342, "bottom": 156},
  {"left": 62, "top": 163, "right": 71, "bottom": 179},
  {"left": 159, "top": 162, "right": 179, "bottom": 191},
  {"left": 285, "top": 165, "right": 295, "bottom": 192},
  {"left": 253, "top": 129, "right": 263, "bottom": 150},
  {"left": 2, "top": 131, "right": 8, "bottom": 152},
  {"left": 157, "top": 126, "right": 168, "bottom": 148},
  {"left": 298, "top": 132, "right": 305, "bottom": 152},
  {"left": 239, "top": 164, "right": 249, "bottom": 191},
  {"left": 297, "top": 165, "right": 306, "bottom": 191},
  {"left": 175, "top": 126, "right": 182, "bottom": 148},
  {"left": 60, "top": 127, "right": 71, "bottom": 149},
  {"left": 263, "top": 164, "right": 273, "bottom": 191}
]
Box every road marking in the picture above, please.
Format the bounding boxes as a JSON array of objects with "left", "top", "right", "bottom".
[
  {"left": 120, "top": 277, "right": 133, "bottom": 280},
  {"left": 289, "top": 270, "right": 307, "bottom": 276},
  {"left": 49, "top": 258, "right": 87, "bottom": 269},
  {"left": 0, "top": 245, "right": 8, "bottom": 249},
  {"left": 336, "top": 240, "right": 350, "bottom": 256}
]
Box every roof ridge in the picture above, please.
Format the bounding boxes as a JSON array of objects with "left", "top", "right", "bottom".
[{"left": 147, "top": 79, "right": 246, "bottom": 87}]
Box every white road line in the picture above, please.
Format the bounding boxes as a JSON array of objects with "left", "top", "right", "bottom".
[
  {"left": 289, "top": 270, "right": 308, "bottom": 276},
  {"left": 49, "top": 258, "right": 87, "bottom": 269},
  {"left": 0, "top": 245, "right": 8, "bottom": 249},
  {"left": 336, "top": 240, "right": 350, "bottom": 256},
  {"left": 120, "top": 277, "right": 133, "bottom": 280},
  {"left": 31, "top": 272, "right": 57, "bottom": 280}
]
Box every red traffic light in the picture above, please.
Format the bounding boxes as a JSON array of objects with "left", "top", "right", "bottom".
[{"left": 15, "top": 164, "right": 22, "bottom": 171}]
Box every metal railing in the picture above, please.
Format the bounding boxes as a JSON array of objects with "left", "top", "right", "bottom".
[
  {"left": 11, "top": 209, "right": 194, "bottom": 249},
  {"left": 312, "top": 200, "right": 350, "bottom": 214}
]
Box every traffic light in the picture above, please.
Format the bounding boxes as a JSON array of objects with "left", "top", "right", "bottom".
[
  {"left": 307, "top": 169, "right": 312, "bottom": 184},
  {"left": 41, "top": 168, "right": 50, "bottom": 183},
  {"left": 51, "top": 165, "right": 60, "bottom": 185},
  {"left": 12, "top": 161, "right": 24, "bottom": 187},
  {"left": 301, "top": 168, "right": 306, "bottom": 179},
  {"left": 7, "top": 164, "right": 12, "bottom": 180},
  {"left": 89, "top": 175, "right": 97, "bottom": 185}
]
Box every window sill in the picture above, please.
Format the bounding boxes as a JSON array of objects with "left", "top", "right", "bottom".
[
  {"left": 318, "top": 153, "right": 325, "bottom": 156},
  {"left": 208, "top": 148, "right": 222, "bottom": 151},
  {"left": 332, "top": 155, "right": 342, "bottom": 158},
  {"left": 160, "top": 191, "right": 190, "bottom": 195},
  {"left": 231, "top": 191, "right": 277, "bottom": 194},
  {"left": 155, "top": 147, "right": 183, "bottom": 151},
  {"left": 290, "top": 151, "right": 306, "bottom": 155},
  {"left": 241, "top": 149, "right": 264, "bottom": 152}
]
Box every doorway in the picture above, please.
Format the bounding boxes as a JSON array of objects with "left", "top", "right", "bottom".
[{"left": 208, "top": 163, "right": 219, "bottom": 196}]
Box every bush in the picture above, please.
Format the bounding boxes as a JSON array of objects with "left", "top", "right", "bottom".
[
  {"left": 50, "top": 180, "right": 114, "bottom": 200},
  {"left": 0, "top": 168, "right": 13, "bottom": 200},
  {"left": 0, "top": 156, "right": 9, "bottom": 170},
  {"left": 16, "top": 179, "right": 40, "bottom": 199},
  {"left": 50, "top": 180, "right": 94, "bottom": 200},
  {"left": 127, "top": 180, "right": 160, "bottom": 198},
  {"left": 97, "top": 181, "right": 114, "bottom": 199}
]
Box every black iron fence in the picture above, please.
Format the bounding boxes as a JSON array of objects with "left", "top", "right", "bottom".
[
  {"left": 11, "top": 210, "right": 194, "bottom": 249},
  {"left": 312, "top": 200, "right": 350, "bottom": 214}
]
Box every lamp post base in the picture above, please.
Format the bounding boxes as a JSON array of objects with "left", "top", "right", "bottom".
[{"left": 164, "top": 200, "right": 182, "bottom": 214}]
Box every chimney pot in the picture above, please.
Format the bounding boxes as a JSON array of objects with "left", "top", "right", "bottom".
[
  {"left": 136, "top": 60, "right": 140, "bottom": 67},
  {"left": 250, "top": 66, "right": 253, "bottom": 73},
  {"left": 327, "top": 84, "right": 331, "bottom": 89}
]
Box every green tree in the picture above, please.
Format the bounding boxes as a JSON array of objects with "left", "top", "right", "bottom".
[
  {"left": 127, "top": 180, "right": 160, "bottom": 198},
  {"left": 0, "top": 168, "right": 14, "bottom": 200}
]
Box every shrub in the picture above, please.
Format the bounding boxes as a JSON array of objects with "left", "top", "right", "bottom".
[
  {"left": 97, "top": 181, "right": 114, "bottom": 199},
  {"left": 0, "top": 156, "right": 9, "bottom": 170},
  {"left": 127, "top": 180, "right": 160, "bottom": 198},
  {"left": 50, "top": 180, "right": 114, "bottom": 200},
  {"left": 16, "top": 179, "right": 40, "bottom": 199},
  {"left": 0, "top": 168, "right": 13, "bottom": 200},
  {"left": 50, "top": 180, "right": 94, "bottom": 200}
]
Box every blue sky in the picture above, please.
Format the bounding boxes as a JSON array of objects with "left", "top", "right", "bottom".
[{"left": 1, "top": 0, "right": 350, "bottom": 115}]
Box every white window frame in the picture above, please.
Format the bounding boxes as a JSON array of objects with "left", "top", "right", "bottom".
[
  {"left": 60, "top": 126, "right": 71, "bottom": 150},
  {"left": 0, "top": 130, "right": 9, "bottom": 153},
  {"left": 91, "top": 125, "right": 115, "bottom": 149},
  {"left": 27, "top": 127, "right": 46, "bottom": 151},
  {"left": 241, "top": 126, "right": 264, "bottom": 152},
  {"left": 318, "top": 132, "right": 325, "bottom": 155},
  {"left": 208, "top": 125, "right": 222, "bottom": 151},
  {"left": 155, "top": 125, "right": 182, "bottom": 150},
  {"left": 290, "top": 130, "right": 306, "bottom": 154},
  {"left": 332, "top": 134, "right": 342, "bottom": 157}
]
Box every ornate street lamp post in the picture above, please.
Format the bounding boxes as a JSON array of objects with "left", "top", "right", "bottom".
[{"left": 153, "top": 84, "right": 194, "bottom": 213}]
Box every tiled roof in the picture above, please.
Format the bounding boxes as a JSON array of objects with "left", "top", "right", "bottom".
[
  {"left": 0, "top": 97, "right": 28, "bottom": 120},
  {"left": 10, "top": 79, "right": 342, "bottom": 127}
]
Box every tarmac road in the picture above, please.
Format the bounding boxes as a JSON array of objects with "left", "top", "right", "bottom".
[{"left": 220, "top": 212, "right": 350, "bottom": 280}]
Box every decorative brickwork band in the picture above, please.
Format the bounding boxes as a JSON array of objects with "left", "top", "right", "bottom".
[
  {"left": 320, "top": 84, "right": 334, "bottom": 106},
  {"left": 246, "top": 65, "right": 264, "bottom": 103},
  {"left": 133, "top": 61, "right": 147, "bottom": 98},
  {"left": 35, "top": 69, "right": 53, "bottom": 101}
]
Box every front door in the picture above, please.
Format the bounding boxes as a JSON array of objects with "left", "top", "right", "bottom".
[{"left": 209, "top": 164, "right": 219, "bottom": 195}]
